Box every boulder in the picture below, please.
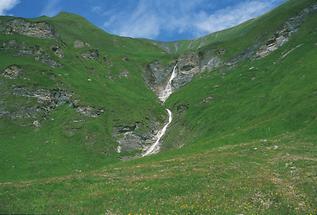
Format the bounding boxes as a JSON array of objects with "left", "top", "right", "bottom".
[
  {"left": 33, "top": 120, "right": 40, "bottom": 128},
  {"left": 51, "top": 45, "right": 64, "bottom": 58},
  {"left": 201, "top": 96, "right": 214, "bottom": 104},
  {"left": 2, "top": 65, "right": 22, "bottom": 79},
  {"left": 81, "top": 49, "right": 99, "bottom": 60},
  {"left": 74, "top": 40, "right": 90, "bottom": 48},
  {"left": 76, "top": 106, "right": 104, "bottom": 118},
  {"left": 119, "top": 70, "right": 129, "bottom": 78}
]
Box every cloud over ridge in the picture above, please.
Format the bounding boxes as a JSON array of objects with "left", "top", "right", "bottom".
[
  {"left": 98, "top": 0, "right": 284, "bottom": 40},
  {"left": 0, "top": 0, "right": 20, "bottom": 15}
]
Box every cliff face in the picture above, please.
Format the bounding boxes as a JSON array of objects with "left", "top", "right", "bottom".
[{"left": 144, "top": 51, "right": 223, "bottom": 98}]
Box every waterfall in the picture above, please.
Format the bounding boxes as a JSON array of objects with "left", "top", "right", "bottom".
[
  {"left": 142, "top": 64, "right": 177, "bottom": 156},
  {"left": 159, "top": 64, "right": 177, "bottom": 102},
  {"left": 142, "top": 109, "right": 172, "bottom": 156}
]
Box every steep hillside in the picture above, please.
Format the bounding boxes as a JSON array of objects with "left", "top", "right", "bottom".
[
  {"left": 163, "top": 0, "right": 317, "bottom": 151},
  {"left": 0, "top": 12, "right": 171, "bottom": 180},
  {"left": 0, "top": 0, "right": 317, "bottom": 214},
  {"left": 153, "top": 0, "right": 316, "bottom": 55}
]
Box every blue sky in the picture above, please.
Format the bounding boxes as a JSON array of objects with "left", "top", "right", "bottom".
[{"left": 1, "top": 0, "right": 285, "bottom": 41}]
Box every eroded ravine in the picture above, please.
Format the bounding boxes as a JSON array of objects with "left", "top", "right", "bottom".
[{"left": 142, "top": 64, "right": 177, "bottom": 156}]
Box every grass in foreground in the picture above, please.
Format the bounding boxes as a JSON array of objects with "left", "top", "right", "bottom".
[{"left": 0, "top": 129, "right": 316, "bottom": 214}]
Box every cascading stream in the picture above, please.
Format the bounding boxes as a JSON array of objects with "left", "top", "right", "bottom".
[
  {"left": 159, "top": 64, "right": 178, "bottom": 103},
  {"left": 142, "top": 64, "right": 177, "bottom": 157},
  {"left": 142, "top": 109, "right": 172, "bottom": 156}
]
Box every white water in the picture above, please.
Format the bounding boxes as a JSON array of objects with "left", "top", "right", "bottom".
[
  {"left": 142, "top": 64, "right": 177, "bottom": 156},
  {"left": 117, "top": 145, "right": 121, "bottom": 153},
  {"left": 159, "top": 64, "right": 177, "bottom": 102},
  {"left": 142, "top": 109, "right": 172, "bottom": 156}
]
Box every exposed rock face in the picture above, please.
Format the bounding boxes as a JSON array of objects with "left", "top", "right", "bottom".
[
  {"left": 76, "top": 106, "right": 104, "bottom": 118},
  {"left": 2, "top": 65, "right": 22, "bottom": 79},
  {"left": 34, "top": 50, "right": 61, "bottom": 68},
  {"left": 81, "top": 49, "right": 99, "bottom": 60},
  {"left": 199, "top": 49, "right": 224, "bottom": 71},
  {"left": 256, "top": 30, "right": 290, "bottom": 58},
  {"left": 117, "top": 132, "right": 144, "bottom": 152},
  {"left": 33, "top": 120, "right": 40, "bottom": 128},
  {"left": 201, "top": 96, "right": 214, "bottom": 104},
  {"left": 146, "top": 4, "right": 317, "bottom": 98},
  {"left": 119, "top": 70, "right": 129, "bottom": 78},
  {"left": 172, "top": 53, "right": 200, "bottom": 90},
  {"left": 0, "top": 19, "right": 55, "bottom": 39},
  {"left": 144, "top": 61, "right": 175, "bottom": 97},
  {"left": 256, "top": 3, "right": 317, "bottom": 58},
  {"left": 0, "top": 106, "right": 10, "bottom": 118},
  {"left": 200, "top": 56, "right": 222, "bottom": 71},
  {"left": 74, "top": 40, "right": 90, "bottom": 48},
  {"left": 0, "top": 86, "right": 104, "bottom": 120},
  {"left": 1, "top": 40, "right": 62, "bottom": 68},
  {"left": 145, "top": 52, "right": 223, "bottom": 97},
  {"left": 51, "top": 45, "right": 64, "bottom": 58},
  {"left": 12, "top": 87, "right": 73, "bottom": 114},
  {"left": 113, "top": 121, "right": 160, "bottom": 154}
]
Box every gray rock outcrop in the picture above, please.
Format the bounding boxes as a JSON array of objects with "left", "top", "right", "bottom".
[
  {"left": 119, "top": 70, "right": 129, "bottom": 78},
  {"left": 1, "top": 86, "right": 104, "bottom": 120},
  {"left": 2, "top": 65, "right": 22, "bottom": 79},
  {"left": 144, "top": 61, "right": 175, "bottom": 97},
  {"left": 145, "top": 51, "right": 223, "bottom": 98},
  {"left": 113, "top": 121, "right": 161, "bottom": 154},
  {"left": 76, "top": 106, "right": 104, "bottom": 118},
  {"left": 256, "top": 3, "right": 317, "bottom": 58},
  {"left": 74, "top": 40, "right": 90, "bottom": 48},
  {"left": 145, "top": 3, "right": 317, "bottom": 98},
  {"left": 81, "top": 49, "right": 99, "bottom": 60},
  {"left": 1, "top": 40, "right": 62, "bottom": 68},
  {"left": 0, "top": 19, "right": 55, "bottom": 39},
  {"left": 51, "top": 45, "right": 64, "bottom": 58}
]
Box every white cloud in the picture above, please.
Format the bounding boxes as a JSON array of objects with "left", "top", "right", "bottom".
[
  {"left": 103, "top": 0, "right": 160, "bottom": 39},
  {"left": 41, "top": 0, "right": 61, "bottom": 17},
  {"left": 194, "top": 1, "right": 281, "bottom": 34},
  {"left": 98, "top": 0, "right": 285, "bottom": 40},
  {"left": 0, "top": 0, "right": 20, "bottom": 15}
]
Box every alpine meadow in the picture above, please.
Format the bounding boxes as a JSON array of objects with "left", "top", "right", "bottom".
[{"left": 0, "top": 0, "right": 317, "bottom": 214}]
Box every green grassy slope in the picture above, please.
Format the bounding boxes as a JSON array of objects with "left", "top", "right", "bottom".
[
  {"left": 0, "top": 12, "right": 169, "bottom": 181},
  {"left": 1, "top": 0, "right": 317, "bottom": 214},
  {"left": 154, "top": 0, "right": 315, "bottom": 57},
  {"left": 164, "top": 10, "right": 317, "bottom": 152},
  {"left": 1, "top": 131, "right": 316, "bottom": 214}
]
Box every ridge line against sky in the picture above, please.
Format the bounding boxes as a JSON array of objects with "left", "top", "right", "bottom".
[{"left": 1, "top": 0, "right": 285, "bottom": 41}]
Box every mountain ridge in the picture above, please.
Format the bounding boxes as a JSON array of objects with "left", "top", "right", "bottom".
[{"left": 0, "top": 0, "right": 317, "bottom": 213}]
